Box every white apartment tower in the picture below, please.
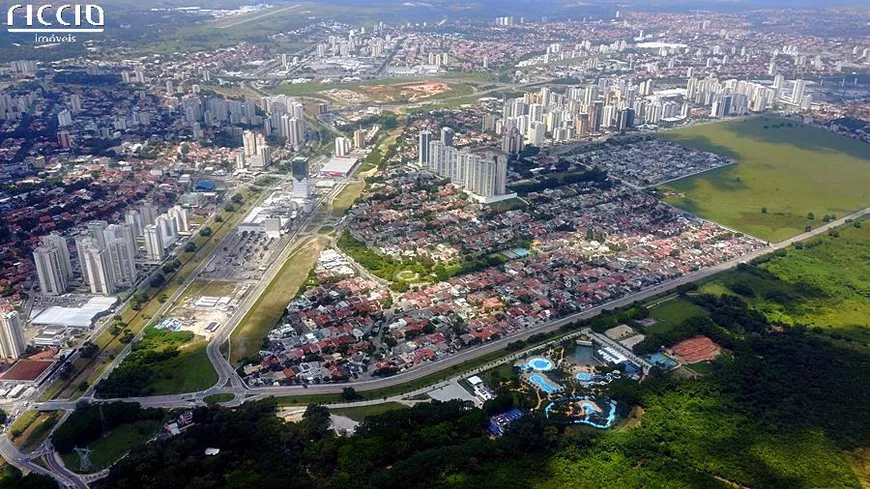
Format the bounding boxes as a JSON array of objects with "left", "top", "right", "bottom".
[
  {"left": 103, "top": 224, "right": 138, "bottom": 287},
  {"left": 40, "top": 232, "right": 73, "bottom": 279},
  {"left": 0, "top": 310, "right": 26, "bottom": 359},
  {"left": 33, "top": 246, "right": 68, "bottom": 296},
  {"left": 82, "top": 242, "right": 115, "bottom": 296},
  {"left": 144, "top": 224, "right": 165, "bottom": 261}
]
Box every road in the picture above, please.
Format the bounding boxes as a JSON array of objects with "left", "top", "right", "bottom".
[{"left": 0, "top": 435, "right": 84, "bottom": 488}]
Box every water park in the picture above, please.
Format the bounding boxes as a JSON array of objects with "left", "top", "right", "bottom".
[
  {"left": 573, "top": 370, "right": 621, "bottom": 387},
  {"left": 545, "top": 395, "right": 618, "bottom": 429}
]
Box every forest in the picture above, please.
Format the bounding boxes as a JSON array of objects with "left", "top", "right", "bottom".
[{"left": 94, "top": 291, "right": 869, "bottom": 489}]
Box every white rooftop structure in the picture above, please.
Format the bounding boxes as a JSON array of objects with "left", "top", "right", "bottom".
[{"left": 31, "top": 296, "right": 117, "bottom": 329}]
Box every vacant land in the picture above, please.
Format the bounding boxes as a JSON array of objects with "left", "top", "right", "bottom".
[
  {"left": 331, "top": 182, "right": 366, "bottom": 218},
  {"left": 330, "top": 402, "right": 408, "bottom": 422},
  {"left": 699, "top": 218, "right": 870, "bottom": 343},
  {"left": 230, "top": 237, "right": 327, "bottom": 365},
  {"left": 149, "top": 339, "right": 216, "bottom": 395},
  {"left": 647, "top": 298, "right": 709, "bottom": 334},
  {"left": 661, "top": 117, "right": 870, "bottom": 242},
  {"left": 95, "top": 326, "right": 217, "bottom": 397},
  {"left": 8, "top": 410, "right": 59, "bottom": 451},
  {"left": 61, "top": 420, "right": 162, "bottom": 473},
  {"left": 274, "top": 78, "right": 474, "bottom": 105}
]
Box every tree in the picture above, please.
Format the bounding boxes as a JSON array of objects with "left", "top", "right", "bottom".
[
  {"left": 199, "top": 227, "right": 213, "bottom": 237},
  {"left": 761, "top": 207, "right": 767, "bottom": 214},
  {"left": 231, "top": 193, "right": 244, "bottom": 204},
  {"left": 79, "top": 341, "right": 98, "bottom": 359},
  {"left": 224, "top": 204, "right": 236, "bottom": 213},
  {"left": 214, "top": 215, "right": 224, "bottom": 223},
  {"left": 341, "top": 387, "right": 362, "bottom": 401},
  {"left": 807, "top": 212, "right": 815, "bottom": 220},
  {"left": 184, "top": 242, "right": 196, "bottom": 253},
  {"left": 149, "top": 272, "right": 166, "bottom": 288}
]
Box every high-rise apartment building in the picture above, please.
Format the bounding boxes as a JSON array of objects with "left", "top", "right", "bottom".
[{"left": 0, "top": 309, "right": 26, "bottom": 359}]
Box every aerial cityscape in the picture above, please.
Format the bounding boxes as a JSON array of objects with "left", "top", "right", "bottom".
[{"left": 0, "top": 0, "right": 868, "bottom": 487}]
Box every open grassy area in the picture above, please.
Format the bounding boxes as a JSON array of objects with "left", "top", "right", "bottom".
[
  {"left": 330, "top": 402, "right": 408, "bottom": 421},
  {"left": 148, "top": 339, "right": 217, "bottom": 395},
  {"left": 204, "top": 393, "right": 234, "bottom": 404},
  {"left": 61, "top": 420, "right": 162, "bottom": 473},
  {"left": 331, "top": 182, "right": 366, "bottom": 218},
  {"left": 230, "top": 237, "right": 327, "bottom": 365},
  {"left": 699, "top": 217, "right": 870, "bottom": 344},
  {"left": 95, "top": 326, "right": 217, "bottom": 397},
  {"left": 647, "top": 298, "right": 710, "bottom": 334},
  {"left": 7, "top": 410, "right": 60, "bottom": 452},
  {"left": 14, "top": 411, "right": 59, "bottom": 452},
  {"left": 660, "top": 117, "right": 870, "bottom": 242}
]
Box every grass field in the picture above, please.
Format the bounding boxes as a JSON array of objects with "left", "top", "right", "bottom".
[
  {"left": 699, "top": 217, "right": 870, "bottom": 344},
  {"left": 330, "top": 402, "right": 407, "bottom": 421},
  {"left": 229, "top": 237, "right": 327, "bottom": 365},
  {"left": 61, "top": 420, "right": 162, "bottom": 473},
  {"left": 331, "top": 182, "right": 366, "bottom": 218},
  {"left": 204, "top": 393, "right": 234, "bottom": 404},
  {"left": 660, "top": 117, "right": 870, "bottom": 242},
  {"left": 8, "top": 410, "right": 58, "bottom": 452},
  {"left": 148, "top": 339, "right": 217, "bottom": 395},
  {"left": 647, "top": 298, "right": 710, "bottom": 334}
]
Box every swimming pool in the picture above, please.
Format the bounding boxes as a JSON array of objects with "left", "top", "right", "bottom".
[
  {"left": 574, "top": 371, "right": 621, "bottom": 386},
  {"left": 525, "top": 357, "right": 554, "bottom": 371},
  {"left": 575, "top": 372, "right": 592, "bottom": 383},
  {"left": 528, "top": 374, "right": 561, "bottom": 394},
  {"left": 544, "top": 395, "right": 618, "bottom": 429}
]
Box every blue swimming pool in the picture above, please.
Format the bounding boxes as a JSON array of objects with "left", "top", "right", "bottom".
[
  {"left": 528, "top": 374, "right": 561, "bottom": 394},
  {"left": 544, "top": 395, "right": 618, "bottom": 429},
  {"left": 574, "top": 371, "right": 621, "bottom": 386},
  {"left": 525, "top": 357, "right": 554, "bottom": 371}
]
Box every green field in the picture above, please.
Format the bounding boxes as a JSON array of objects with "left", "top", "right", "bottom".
[
  {"left": 95, "top": 327, "right": 217, "bottom": 397},
  {"left": 331, "top": 182, "right": 366, "bottom": 217},
  {"left": 204, "top": 393, "right": 234, "bottom": 404},
  {"left": 330, "top": 402, "right": 408, "bottom": 421},
  {"left": 230, "top": 237, "right": 326, "bottom": 365},
  {"left": 61, "top": 420, "right": 162, "bottom": 473},
  {"left": 661, "top": 117, "right": 870, "bottom": 242},
  {"left": 700, "top": 218, "right": 870, "bottom": 343},
  {"left": 647, "top": 298, "right": 710, "bottom": 334},
  {"left": 148, "top": 339, "right": 217, "bottom": 395}
]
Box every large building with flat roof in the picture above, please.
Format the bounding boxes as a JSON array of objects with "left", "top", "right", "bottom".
[
  {"left": 30, "top": 296, "right": 118, "bottom": 329},
  {"left": 320, "top": 156, "right": 360, "bottom": 177}
]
